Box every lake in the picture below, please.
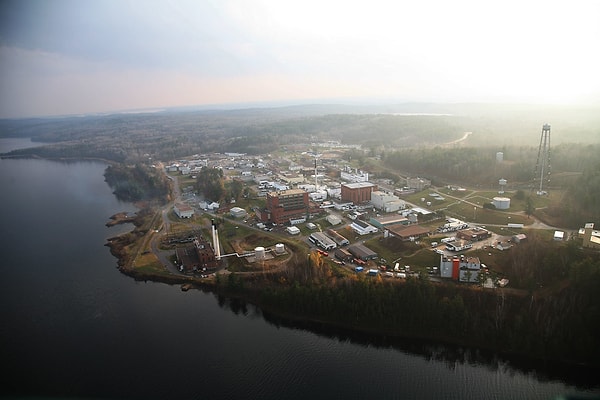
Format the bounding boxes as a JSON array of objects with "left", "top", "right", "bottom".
[{"left": 0, "top": 139, "right": 598, "bottom": 399}]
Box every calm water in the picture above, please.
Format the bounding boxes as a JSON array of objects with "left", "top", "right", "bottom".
[{"left": 0, "top": 139, "right": 598, "bottom": 400}]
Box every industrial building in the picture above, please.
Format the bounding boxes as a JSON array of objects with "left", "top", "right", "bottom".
[
  {"left": 257, "top": 189, "right": 309, "bottom": 225},
  {"left": 350, "top": 219, "right": 379, "bottom": 235},
  {"left": 385, "top": 224, "right": 431, "bottom": 241},
  {"left": 348, "top": 243, "right": 378, "bottom": 261},
  {"left": 174, "top": 203, "right": 194, "bottom": 218},
  {"left": 175, "top": 237, "right": 218, "bottom": 272},
  {"left": 457, "top": 227, "right": 491, "bottom": 242},
  {"left": 579, "top": 223, "right": 600, "bottom": 249},
  {"left": 369, "top": 214, "right": 409, "bottom": 229},
  {"left": 326, "top": 229, "right": 350, "bottom": 246},
  {"left": 440, "top": 255, "right": 481, "bottom": 283},
  {"left": 309, "top": 232, "right": 337, "bottom": 250},
  {"left": 334, "top": 248, "right": 353, "bottom": 262},
  {"left": 370, "top": 190, "right": 406, "bottom": 213},
  {"left": 326, "top": 214, "right": 342, "bottom": 225},
  {"left": 341, "top": 182, "right": 377, "bottom": 204}
]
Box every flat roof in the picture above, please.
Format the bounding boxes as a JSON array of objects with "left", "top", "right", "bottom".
[
  {"left": 269, "top": 188, "right": 306, "bottom": 196},
  {"left": 342, "top": 182, "right": 376, "bottom": 189},
  {"left": 387, "top": 224, "right": 431, "bottom": 238}
]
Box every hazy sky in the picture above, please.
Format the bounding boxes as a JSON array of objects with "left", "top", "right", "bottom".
[{"left": 1, "top": 0, "right": 599, "bottom": 118}]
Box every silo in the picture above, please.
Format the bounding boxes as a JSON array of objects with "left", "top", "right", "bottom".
[
  {"left": 492, "top": 197, "right": 511, "bottom": 210},
  {"left": 254, "top": 246, "right": 266, "bottom": 260},
  {"left": 275, "top": 243, "right": 285, "bottom": 254},
  {"left": 496, "top": 152, "right": 504, "bottom": 162}
]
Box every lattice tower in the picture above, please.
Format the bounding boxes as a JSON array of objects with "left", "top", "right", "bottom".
[{"left": 533, "top": 124, "right": 551, "bottom": 195}]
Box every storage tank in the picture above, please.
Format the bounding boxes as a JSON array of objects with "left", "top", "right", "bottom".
[
  {"left": 254, "top": 246, "right": 266, "bottom": 260},
  {"left": 498, "top": 178, "right": 507, "bottom": 194},
  {"left": 275, "top": 243, "right": 285, "bottom": 254},
  {"left": 492, "top": 197, "right": 511, "bottom": 210}
]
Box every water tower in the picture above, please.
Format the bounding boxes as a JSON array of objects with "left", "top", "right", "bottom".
[{"left": 498, "top": 178, "right": 507, "bottom": 194}]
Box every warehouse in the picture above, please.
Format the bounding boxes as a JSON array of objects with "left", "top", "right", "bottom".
[
  {"left": 309, "top": 232, "right": 337, "bottom": 250},
  {"left": 348, "top": 243, "right": 378, "bottom": 261}
]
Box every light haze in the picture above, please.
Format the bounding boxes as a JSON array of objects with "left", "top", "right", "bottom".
[{"left": 1, "top": 0, "right": 599, "bottom": 118}]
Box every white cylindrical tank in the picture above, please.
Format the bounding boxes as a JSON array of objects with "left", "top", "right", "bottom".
[
  {"left": 493, "top": 197, "right": 511, "bottom": 209},
  {"left": 254, "top": 246, "right": 266, "bottom": 260},
  {"left": 496, "top": 152, "right": 504, "bottom": 162},
  {"left": 275, "top": 243, "right": 285, "bottom": 254}
]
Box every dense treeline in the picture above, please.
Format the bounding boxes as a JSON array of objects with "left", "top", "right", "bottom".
[
  {"left": 104, "top": 163, "right": 170, "bottom": 203},
  {"left": 251, "top": 258, "right": 600, "bottom": 366}
]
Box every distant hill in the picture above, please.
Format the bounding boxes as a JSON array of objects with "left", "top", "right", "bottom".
[{"left": 1, "top": 103, "right": 598, "bottom": 163}]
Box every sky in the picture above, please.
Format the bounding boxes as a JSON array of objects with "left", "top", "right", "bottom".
[{"left": 1, "top": 0, "right": 599, "bottom": 118}]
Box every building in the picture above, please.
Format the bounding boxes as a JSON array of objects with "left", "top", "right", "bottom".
[
  {"left": 258, "top": 189, "right": 309, "bottom": 225},
  {"left": 457, "top": 227, "right": 491, "bottom": 242},
  {"left": 341, "top": 182, "right": 377, "bottom": 204},
  {"left": 370, "top": 190, "right": 406, "bottom": 212},
  {"left": 512, "top": 233, "right": 527, "bottom": 243},
  {"left": 334, "top": 248, "right": 354, "bottom": 262},
  {"left": 286, "top": 226, "right": 301, "bottom": 235},
  {"left": 174, "top": 203, "right": 194, "bottom": 218},
  {"left": 553, "top": 231, "right": 565, "bottom": 241},
  {"left": 386, "top": 224, "right": 431, "bottom": 241},
  {"left": 326, "top": 229, "right": 350, "bottom": 246},
  {"left": 350, "top": 219, "right": 379, "bottom": 235},
  {"left": 340, "top": 168, "right": 369, "bottom": 183},
  {"left": 309, "top": 231, "right": 337, "bottom": 250},
  {"left": 369, "top": 214, "right": 409, "bottom": 229},
  {"left": 440, "top": 255, "right": 481, "bottom": 283},
  {"left": 326, "top": 214, "right": 342, "bottom": 226},
  {"left": 175, "top": 237, "right": 218, "bottom": 272},
  {"left": 445, "top": 240, "right": 473, "bottom": 252},
  {"left": 348, "top": 243, "right": 378, "bottom": 261},
  {"left": 405, "top": 177, "right": 431, "bottom": 191},
  {"left": 579, "top": 222, "right": 600, "bottom": 249},
  {"left": 229, "top": 207, "right": 247, "bottom": 218}
]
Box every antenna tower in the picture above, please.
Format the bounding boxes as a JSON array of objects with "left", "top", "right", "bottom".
[{"left": 533, "top": 124, "right": 551, "bottom": 195}]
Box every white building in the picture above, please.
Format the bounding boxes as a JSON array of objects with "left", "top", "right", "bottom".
[
  {"left": 340, "top": 169, "right": 369, "bottom": 183},
  {"left": 174, "top": 203, "right": 194, "bottom": 218},
  {"left": 370, "top": 191, "right": 406, "bottom": 213},
  {"left": 350, "top": 220, "right": 379, "bottom": 235},
  {"left": 230, "top": 207, "right": 247, "bottom": 218},
  {"left": 286, "top": 226, "right": 301, "bottom": 235}
]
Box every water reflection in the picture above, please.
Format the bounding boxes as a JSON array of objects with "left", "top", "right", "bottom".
[{"left": 214, "top": 293, "right": 600, "bottom": 391}]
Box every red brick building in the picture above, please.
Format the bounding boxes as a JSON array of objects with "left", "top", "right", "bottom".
[
  {"left": 341, "top": 182, "right": 377, "bottom": 204},
  {"left": 259, "top": 189, "right": 309, "bottom": 225}
]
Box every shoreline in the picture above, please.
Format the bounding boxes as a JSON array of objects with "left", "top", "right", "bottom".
[{"left": 106, "top": 220, "right": 599, "bottom": 371}]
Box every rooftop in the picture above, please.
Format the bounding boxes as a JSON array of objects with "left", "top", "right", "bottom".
[{"left": 342, "top": 182, "right": 376, "bottom": 189}]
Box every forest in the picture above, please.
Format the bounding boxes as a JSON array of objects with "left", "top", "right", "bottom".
[
  {"left": 2, "top": 103, "right": 599, "bottom": 163},
  {"left": 104, "top": 163, "right": 170, "bottom": 203},
  {"left": 218, "top": 241, "right": 600, "bottom": 367}
]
